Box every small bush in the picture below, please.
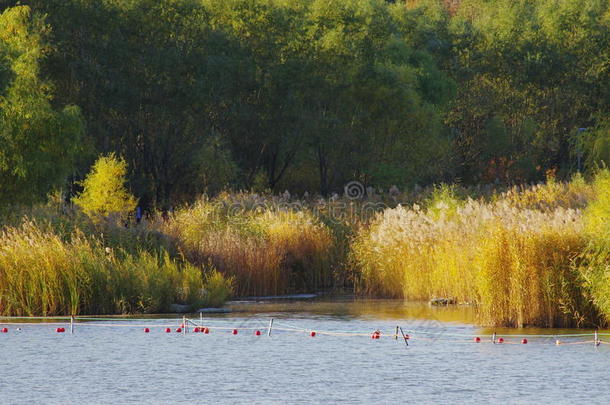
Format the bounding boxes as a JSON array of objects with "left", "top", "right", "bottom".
[
  {"left": 203, "top": 269, "right": 235, "bottom": 308},
  {"left": 73, "top": 153, "right": 137, "bottom": 222}
]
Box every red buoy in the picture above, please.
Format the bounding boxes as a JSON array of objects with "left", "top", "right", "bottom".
[
  {"left": 194, "top": 327, "right": 200, "bottom": 333},
  {"left": 176, "top": 327, "right": 182, "bottom": 333},
  {"left": 232, "top": 329, "right": 238, "bottom": 335},
  {"left": 165, "top": 327, "right": 171, "bottom": 333},
  {"left": 497, "top": 337, "right": 504, "bottom": 344},
  {"left": 310, "top": 331, "right": 316, "bottom": 337},
  {"left": 144, "top": 328, "right": 150, "bottom": 333},
  {"left": 1, "top": 327, "right": 7, "bottom": 333},
  {"left": 56, "top": 327, "right": 62, "bottom": 333},
  {"left": 371, "top": 331, "right": 380, "bottom": 339},
  {"left": 255, "top": 330, "right": 261, "bottom": 336},
  {"left": 203, "top": 327, "right": 209, "bottom": 334},
  {"left": 474, "top": 337, "right": 481, "bottom": 343},
  {"left": 521, "top": 338, "right": 528, "bottom": 344}
]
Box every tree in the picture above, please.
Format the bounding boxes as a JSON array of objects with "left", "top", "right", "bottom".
[
  {"left": 0, "top": 6, "right": 84, "bottom": 205},
  {"left": 22, "top": 0, "right": 243, "bottom": 209},
  {"left": 73, "top": 153, "right": 137, "bottom": 222},
  {"left": 298, "top": 0, "right": 454, "bottom": 192},
  {"left": 4, "top": 0, "right": 606, "bottom": 200},
  {"left": 447, "top": 0, "right": 610, "bottom": 182}
]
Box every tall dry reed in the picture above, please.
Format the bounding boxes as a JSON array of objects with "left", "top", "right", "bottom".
[
  {"left": 352, "top": 195, "right": 596, "bottom": 327},
  {"left": 577, "top": 170, "right": 610, "bottom": 323},
  {"left": 161, "top": 197, "right": 334, "bottom": 296}
]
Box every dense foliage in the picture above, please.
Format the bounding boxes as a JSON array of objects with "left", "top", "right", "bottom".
[
  {"left": 0, "top": 6, "right": 84, "bottom": 205},
  {"left": 0, "top": 0, "right": 607, "bottom": 209}
]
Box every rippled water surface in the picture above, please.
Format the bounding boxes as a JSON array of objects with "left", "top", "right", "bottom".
[{"left": 1, "top": 300, "right": 609, "bottom": 404}]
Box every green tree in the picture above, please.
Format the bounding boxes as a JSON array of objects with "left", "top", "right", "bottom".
[
  {"left": 4, "top": 0, "right": 606, "bottom": 199},
  {"left": 299, "top": 0, "right": 454, "bottom": 191},
  {"left": 22, "top": 0, "right": 242, "bottom": 208},
  {"left": 0, "top": 6, "right": 84, "bottom": 205},
  {"left": 447, "top": 0, "right": 610, "bottom": 182},
  {"left": 73, "top": 153, "right": 137, "bottom": 222}
]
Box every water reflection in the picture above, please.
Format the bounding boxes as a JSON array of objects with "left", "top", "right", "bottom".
[
  {"left": 1, "top": 299, "right": 606, "bottom": 336},
  {"left": 226, "top": 298, "right": 610, "bottom": 336},
  {"left": 228, "top": 298, "right": 477, "bottom": 324}
]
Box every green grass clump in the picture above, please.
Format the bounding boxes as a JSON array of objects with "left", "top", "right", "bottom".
[{"left": 203, "top": 269, "right": 235, "bottom": 308}]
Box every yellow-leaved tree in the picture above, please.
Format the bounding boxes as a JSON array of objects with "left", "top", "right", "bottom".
[{"left": 73, "top": 153, "right": 137, "bottom": 222}]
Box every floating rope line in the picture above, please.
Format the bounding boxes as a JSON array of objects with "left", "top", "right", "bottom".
[
  {"left": 402, "top": 328, "right": 610, "bottom": 338},
  {"left": 0, "top": 316, "right": 607, "bottom": 347}
]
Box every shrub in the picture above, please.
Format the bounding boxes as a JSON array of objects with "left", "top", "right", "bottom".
[
  {"left": 203, "top": 269, "right": 235, "bottom": 308},
  {"left": 73, "top": 153, "right": 138, "bottom": 222}
]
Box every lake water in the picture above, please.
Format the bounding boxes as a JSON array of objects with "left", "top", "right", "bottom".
[{"left": 1, "top": 299, "right": 609, "bottom": 404}]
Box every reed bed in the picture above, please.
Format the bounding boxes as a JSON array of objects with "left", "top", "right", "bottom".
[
  {"left": 497, "top": 173, "right": 594, "bottom": 211},
  {"left": 0, "top": 221, "right": 230, "bottom": 316},
  {"left": 577, "top": 170, "right": 610, "bottom": 322},
  {"left": 160, "top": 196, "right": 334, "bottom": 296},
  {"left": 352, "top": 180, "right": 606, "bottom": 327},
  {"left": 1, "top": 173, "right": 606, "bottom": 324}
]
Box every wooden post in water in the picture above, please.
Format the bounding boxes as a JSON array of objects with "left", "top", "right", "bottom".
[
  {"left": 200, "top": 312, "right": 203, "bottom": 328},
  {"left": 595, "top": 330, "right": 600, "bottom": 346},
  {"left": 394, "top": 326, "right": 399, "bottom": 340},
  {"left": 399, "top": 327, "right": 408, "bottom": 347},
  {"left": 183, "top": 315, "right": 187, "bottom": 334},
  {"left": 492, "top": 332, "right": 496, "bottom": 344},
  {"left": 70, "top": 316, "right": 74, "bottom": 334},
  {"left": 267, "top": 318, "right": 274, "bottom": 337}
]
